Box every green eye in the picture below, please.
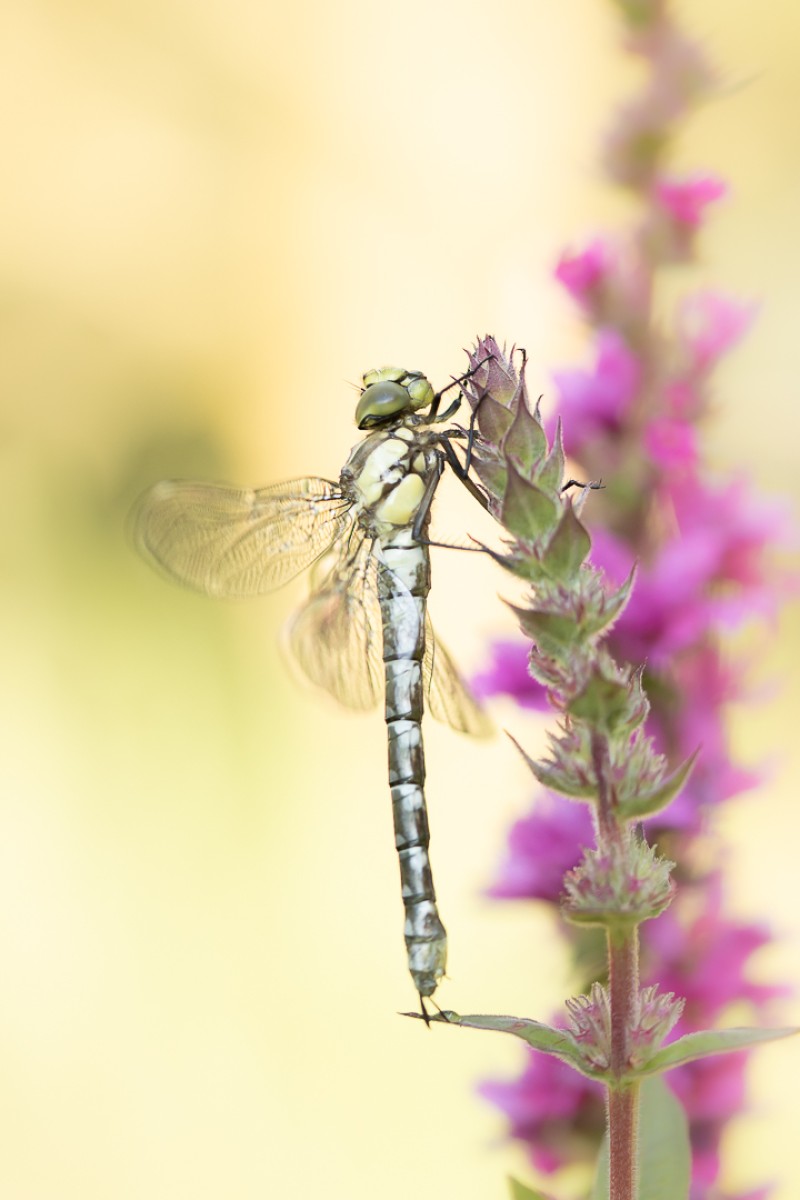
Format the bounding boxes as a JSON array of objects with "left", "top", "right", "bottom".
[
  {"left": 356, "top": 381, "right": 410, "bottom": 428},
  {"left": 355, "top": 368, "right": 435, "bottom": 428}
]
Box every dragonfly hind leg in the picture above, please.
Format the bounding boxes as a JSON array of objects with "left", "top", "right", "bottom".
[{"left": 418, "top": 993, "right": 445, "bottom": 1027}]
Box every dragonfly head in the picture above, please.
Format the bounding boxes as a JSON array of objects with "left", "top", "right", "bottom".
[{"left": 356, "top": 366, "right": 435, "bottom": 429}]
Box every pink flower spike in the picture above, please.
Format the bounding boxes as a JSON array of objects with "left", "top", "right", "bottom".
[
  {"left": 552, "top": 330, "right": 641, "bottom": 455},
  {"left": 554, "top": 239, "right": 610, "bottom": 305},
  {"left": 487, "top": 794, "right": 594, "bottom": 903},
  {"left": 678, "top": 292, "right": 757, "bottom": 371},
  {"left": 645, "top": 416, "right": 698, "bottom": 469},
  {"left": 479, "top": 1046, "right": 604, "bottom": 1174},
  {"left": 655, "top": 173, "right": 727, "bottom": 228},
  {"left": 472, "top": 639, "right": 549, "bottom": 710}
]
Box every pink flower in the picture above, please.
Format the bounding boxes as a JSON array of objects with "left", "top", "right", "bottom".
[
  {"left": 472, "top": 640, "right": 548, "bottom": 710},
  {"left": 669, "top": 477, "right": 794, "bottom": 611},
  {"left": 589, "top": 526, "right": 715, "bottom": 665},
  {"left": 655, "top": 173, "right": 727, "bottom": 228},
  {"left": 644, "top": 881, "right": 788, "bottom": 1025},
  {"left": 554, "top": 239, "right": 610, "bottom": 306},
  {"left": 645, "top": 416, "right": 698, "bottom": 469},
  {"left": 552, "top": 331, "right": 641, "bottom": 456},
  {"left": 480, "top": 1047, "right": 604, "bottom": 1174},
  {"left": 677, "top": 292, "right": 756, "bottom": 372},
  {"left": 487, "top": 794, "right": 594, "bottom": 903}
]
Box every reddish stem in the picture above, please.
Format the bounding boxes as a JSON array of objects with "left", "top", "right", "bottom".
[
  {"left": 607, "top": 930, "right": 640, "bottom": 1199},
  {"left": 608, "top": 1080, "right": 640, "bottom": 1200},
  {"left": 592, "top": 729, "right": 642, "bottom": 1199}
]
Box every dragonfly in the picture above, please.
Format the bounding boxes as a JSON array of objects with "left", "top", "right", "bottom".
[{"left": 133, "top": 364, "right": 492, "bottom": 1013}]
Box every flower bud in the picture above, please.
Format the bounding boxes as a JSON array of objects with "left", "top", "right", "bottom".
[{"left": 562, "top": 836, "right": 675, "bottom": 928}]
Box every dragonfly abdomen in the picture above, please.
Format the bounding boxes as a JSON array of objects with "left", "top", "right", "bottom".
[{"left": 379, "top": 542, "right": 447, "bottom": 999}]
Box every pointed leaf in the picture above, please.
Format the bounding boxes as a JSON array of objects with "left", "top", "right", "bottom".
[
  {"left": 473, "top": 455, "right": 507, "bottom": 502},
  {"left": 501, "top": 463, "right": 558, "bottom": 541},
  {"left": 509, "top": 603, "right": 579, "bottom": 655},
  {"left": 477, "top": 394, "right": 515, "bottom": 445},
  {"left": 568, "top": 667, "right": 630, "bottom": 732},
  {"left": 618, "top": 748, "right": 699, "bottom": 820},
  {"left": 538, "top": 418, "right": 566, "bottom": 494},
  {"left": 405, "top": 1010, "right": 605, "bottom": 1078},
  {"left": 542, "top": 503, "right": 592, "bottom": 583},
  {"left": 507, "top": 732, "right": 596, "bottom": 799},
  {"left": 642, "top": 1025, "right": 799, "bottom": 1076},
  {"left": 581, "top": 566, "right": 637, "bottom": 637},
  {"left": 508, "top": 1178, "right": 552, "bottom": 1200},
  {"left": 498, "top": 548, "right": 551, "bottom": 584},
  {"left": 591, "top": 1077, "right": 690, "bottom": 1200},
  {"left": 502, "top": 394, "right": 547, "bottom": 476}
]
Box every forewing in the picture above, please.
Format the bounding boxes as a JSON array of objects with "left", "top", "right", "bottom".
[
  {"left": 424, "top": 615, "right": 493, "bottom": 737},
  {"left": 133, "top": 477, "right": 353, "bottom": 598},
  {"left": 288, "top": 534, "right": 384, "bottom": 711}
]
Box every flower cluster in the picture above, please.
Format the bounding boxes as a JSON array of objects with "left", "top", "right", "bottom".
[{"left": 474, "top": 4, "right": 790, "bottom": 1196}]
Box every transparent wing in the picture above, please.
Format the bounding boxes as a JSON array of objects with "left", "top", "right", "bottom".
[
  {"left": 288, "top": 532, "right": 385, "bottom": 711},
  {"left": 132, "top": 477, "right": 354, "bottom": 598},
  {"left": 424, "top": 614, "right": 494, "bottom": 737}
]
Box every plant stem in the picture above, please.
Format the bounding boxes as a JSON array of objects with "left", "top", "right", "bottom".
[
  {"left": 608, "top": 1077, "right": 640, "bottom": 1200},
  {"left": 609, "top": 926, "right": 639, "bottom": 1076},
  {"left": 607, "top": 929, "right": 640, "bottom": 1198},
  {"left": 592, "top": 725, "right": 641, "bottom": 1199}
]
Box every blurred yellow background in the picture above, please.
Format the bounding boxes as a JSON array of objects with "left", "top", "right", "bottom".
[{"left": 2, "top": 1, "right": 798, "bottom": 1197}]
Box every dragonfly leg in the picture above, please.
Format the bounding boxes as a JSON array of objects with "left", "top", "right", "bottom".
[
  {"left": 561, "top": 477, "right": 605, "bottom": 494},
  {"left": 426, "top": 356, "right": 494, "bottom": 423},
  {"left": 440, "top": 437, "right": 490, "bottom": 513},
  {"left": 410, "top": 456, "right": 487, "bottom": 552},
  {"left": 418, "top": 994, "right": 445, "bottom": 1027}
]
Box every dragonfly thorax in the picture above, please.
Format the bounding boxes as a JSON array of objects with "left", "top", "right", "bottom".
[
  {"left": 356, "top": 366, "right": 435, "bottom": 429},
  {"left": 341, "top": 423, "right": 439, "bottom": 542}
]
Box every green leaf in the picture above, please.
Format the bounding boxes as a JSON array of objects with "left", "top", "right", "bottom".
[
  {"left": 507, "top": 732, "right": 596, "bottom": 799},
  {"left": 508, "top": 1178, "right": 552, "bottom": 1200},
  {"left": 581, "top": 566, "right": 637, "bottom": 637},
  {"left": 568, "top": 667, "right": 630, "bottom": 732},
  {"left": 477, "top": 394, "right": 516, "bottom": 445},
  {"left": 537, "top": 418, "right": 566, "bottom": 494},
  {"left": 642, "top": 1025, "right": 799, "bottom": 1075},
  {"left": 618, "top": 748, "right": 699, "bottom": 820},
  {"left": 509, "top": 604, "right": 579, "bottom": 656},
  {"left": 501, "top": 463, "right": 558, "bottom": 542},
  {"left": 502, "top": 394, "right": 547, "bottom": 475},
  {"left": 409, "top": 1011, "right": 605, "bottom": 1079},
  {"left": 591, "top": 1077, "right": 690, "bottom": 1200},
  {"left": 473, "top": 455, "right": 507, "bottom": 503},
  {"left": 542, "top": 503, "right": 592, "bottom": 583}
]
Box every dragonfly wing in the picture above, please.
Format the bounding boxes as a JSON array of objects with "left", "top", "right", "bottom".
[
  {"left": 132, "top": 477, "right": 353, "bottom": 598},
  {"left": 424, "top": 614, "right": 493, "bottom": 737},
  {"left": 288, "top": 535, "right": 384, "bottom": 711}
]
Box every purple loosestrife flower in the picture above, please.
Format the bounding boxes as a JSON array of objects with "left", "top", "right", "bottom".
[
  {"left": 486, "top": 793, "right": 594, "bottom": 904},
  {"left": 677, "top": 291, "right": 756, "bottom": 374},
  {"left": 554, "top": 239, "right": 611, "bottom": 307},
  {"left": 472, "top": 639, "right": 551, "bottom": 711},
  {"left": 479, "top": 1046, "right": 605, "bottom": 1175},
  {"left": 551, "top": 330, "right": 641, "bottom": 460},
  {"left": 654, "top": 174, "right": 727, "bottom": 229},
  {"left": 477, "top": 3, "right": 790, "bottom": 1194}
]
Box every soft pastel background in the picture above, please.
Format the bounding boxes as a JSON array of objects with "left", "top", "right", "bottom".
[{"left": 2, "top": 1, "right": 798, "bottom": 1197}]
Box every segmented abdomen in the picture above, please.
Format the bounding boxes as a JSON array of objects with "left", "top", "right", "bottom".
[{"left": 378, "top": 539, "right": 447, "bottom": 998}]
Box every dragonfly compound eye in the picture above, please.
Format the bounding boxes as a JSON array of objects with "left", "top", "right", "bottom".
[{"left": 356, "top": 380, "right": 414, "bottom": 429}]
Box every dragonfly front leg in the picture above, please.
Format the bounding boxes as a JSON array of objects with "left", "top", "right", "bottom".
[{"left": 439, "top": 436, "right": 490, "bottom": 513}]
